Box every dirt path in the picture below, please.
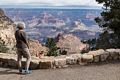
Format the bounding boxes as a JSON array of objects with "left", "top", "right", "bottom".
[{"left": 0, "top": 62, "right": 120, "bottom": 80}]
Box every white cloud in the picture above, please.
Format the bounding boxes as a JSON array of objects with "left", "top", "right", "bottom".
[{"left": 0, "top": 0, "right": 102, "bottom": 6}]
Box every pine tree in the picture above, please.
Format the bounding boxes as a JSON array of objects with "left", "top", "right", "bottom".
[
  {"left": 95, "top": 0, "right": 120, "bottom": 47},
  {"left": 45, "top": 38, "right": 58, "bottom": 56}
]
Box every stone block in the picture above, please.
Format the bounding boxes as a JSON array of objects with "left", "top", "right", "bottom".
[
  {"left": 54, "top": 58, "right": 67, "bottom": 68},
  {"left": 78, "top": 54, "right": 93, "bottom": 65},
  {"left": 87, "top": 49, "right": 105, "bottom": 62},
  {"left": 7, "top": 59, "right": 17, "bottom": 68},
  {"left": 30, "top": 60, "right": 40, "bottom": 69},
  {"left": 66, "top": 54, "right": 81, "bottom": 65},
  {"left": 100, "top": 52, "right": 109, "bottom": 61},
  {"left": 66, "top": 56, "right": 78, "bottom": 65},
  {"left": 39, "top": 60, "right": 54, "bottom": 69},
  {"left": 106, "top": 49, "right": 119, "bottom": 60}
]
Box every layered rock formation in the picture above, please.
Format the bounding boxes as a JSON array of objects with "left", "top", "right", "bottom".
[
  {"left": 29, "top": 39, "right": 48, "bottom": 56},
  {"left": 56, "top": 34, "right": 89, "bottom": 54},
  {"left": 0, "top": 8, "right": 16, "bottom": 53},
  {"left": 0, "top": 8, "right": 48, "bottom": 55}
]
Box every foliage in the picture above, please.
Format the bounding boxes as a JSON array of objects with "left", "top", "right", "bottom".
[
  {"left": 82, "top": 39, "right": 97, "bottom": 51},
  {"left": 96, "top": 31, "right": 118, "bottom": 49},
  {"left": 58, "top": 48, "right": 67, "bottom": 55},
  {"left": 0, "top": 38, "right": 9, "bottom": 53},
  {"left": 45, "top": 38, "right": 59, "bottom": 56},
  {"left": 83, "top": 31, "right": 119, "bottom": 50},
  {"left": 95, "top": 0, "right": 120, "bottom": 48}
]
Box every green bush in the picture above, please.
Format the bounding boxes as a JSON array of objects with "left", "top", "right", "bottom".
[
  {"left": 0, "top": 38, "right": 9, "bottom": 53},
  {"left": 95, "top": 0, "right": 120, "bottom": 48},
  {"left": 45, "top": 38, "right": 59, "bottom": 56}
]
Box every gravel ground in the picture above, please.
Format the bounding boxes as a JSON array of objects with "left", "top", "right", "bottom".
[{"left": 0, "top": 62, "right": 120, "bottom": 80}]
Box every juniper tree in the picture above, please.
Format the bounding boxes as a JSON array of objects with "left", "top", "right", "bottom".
[{"left": 45, "top": 38, "right": 58, "bottom": 56}]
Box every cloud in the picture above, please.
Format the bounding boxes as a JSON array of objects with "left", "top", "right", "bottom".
[{"left": 0, "top": 0, "right": 102, "bottom": 6}]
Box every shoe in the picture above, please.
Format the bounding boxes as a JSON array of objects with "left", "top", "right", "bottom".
[
  {"left": 22, "top": 70, "right": 32, "bottom": 75},
  {"left": 19, "top": 69, "right": 25, "bottom": 74},
  {"left": 26, "top": 70, "right": 32, "bottom": 74}
]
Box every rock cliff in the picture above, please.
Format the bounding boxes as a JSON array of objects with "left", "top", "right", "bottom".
[
  {"left": 0, "top": 9, "right": 5, "bottom": 16},
  {"left": 56, "top": 34, "right": 89, "bottom": 54},
  {"left": 29, "top": 39, "right": 48, "bottom": 56},
  {"left": 0, "top": 8, "right": 16, "bottom": 53},
  {"left": 0, "top": 8, "right": 48, "bottom": 55}
]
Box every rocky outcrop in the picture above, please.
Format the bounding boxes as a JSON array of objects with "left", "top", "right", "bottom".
[
  {"left": 29, "top": 39, "right": 48, "bottom": 56},
  {"left": 56, "top": 34, "right": 89, "bottom": 54},
  {"left": 0, "top": 8, "right": 49, "bottom": 55},
  {"left": 0, "top": 9, "right": 16, "bottom": 53},
  {"left": 0, "top": 8, "right": 5, "bottom": 16}
]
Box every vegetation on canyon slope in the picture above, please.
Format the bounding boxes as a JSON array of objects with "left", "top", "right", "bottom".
[
  {"left": 0, "top": 38, "right": 9, "bottom": 53},
  {"left": 95, "top": 0, "right": 120, "bottom": 48},
  {"left": 84, "top": 0, "right": 120, "bottom": 50}
]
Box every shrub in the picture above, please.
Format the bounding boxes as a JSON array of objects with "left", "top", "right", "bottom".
[
  {"left": 45, "top": 38, "right": 59, "bottom": 56},
  {"left": 0, "top": 38, "right": 9, "bottom": 53}
]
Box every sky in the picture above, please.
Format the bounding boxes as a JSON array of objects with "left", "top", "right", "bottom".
[{"left": 0, "top": 0, "right": 102, "bottom": 7}]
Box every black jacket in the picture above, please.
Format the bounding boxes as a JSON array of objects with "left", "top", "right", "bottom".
[{"left": 15, "top": 30, "right": 29, "bottom": 49}]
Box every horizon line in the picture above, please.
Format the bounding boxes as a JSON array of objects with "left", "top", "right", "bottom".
[{"left": 0, "top": 5, "right": 102, "bottom": 9}]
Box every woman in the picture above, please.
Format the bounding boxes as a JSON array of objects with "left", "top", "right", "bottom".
[{"left": 15, "top": 22, "right": 31, "bottom": 74}]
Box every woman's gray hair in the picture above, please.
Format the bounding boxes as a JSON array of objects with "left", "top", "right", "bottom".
[{"left": 15, "top": 22, "right": 26, "bottom": 29}]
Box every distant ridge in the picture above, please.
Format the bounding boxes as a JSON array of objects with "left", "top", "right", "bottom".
[{"left": 0, "top": 5, "right": 102, "bottom": 9}]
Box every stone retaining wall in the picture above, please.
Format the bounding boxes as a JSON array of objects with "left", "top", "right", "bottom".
[{"left": 0, "top": 49, "right": 120, "bottom": 69}]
